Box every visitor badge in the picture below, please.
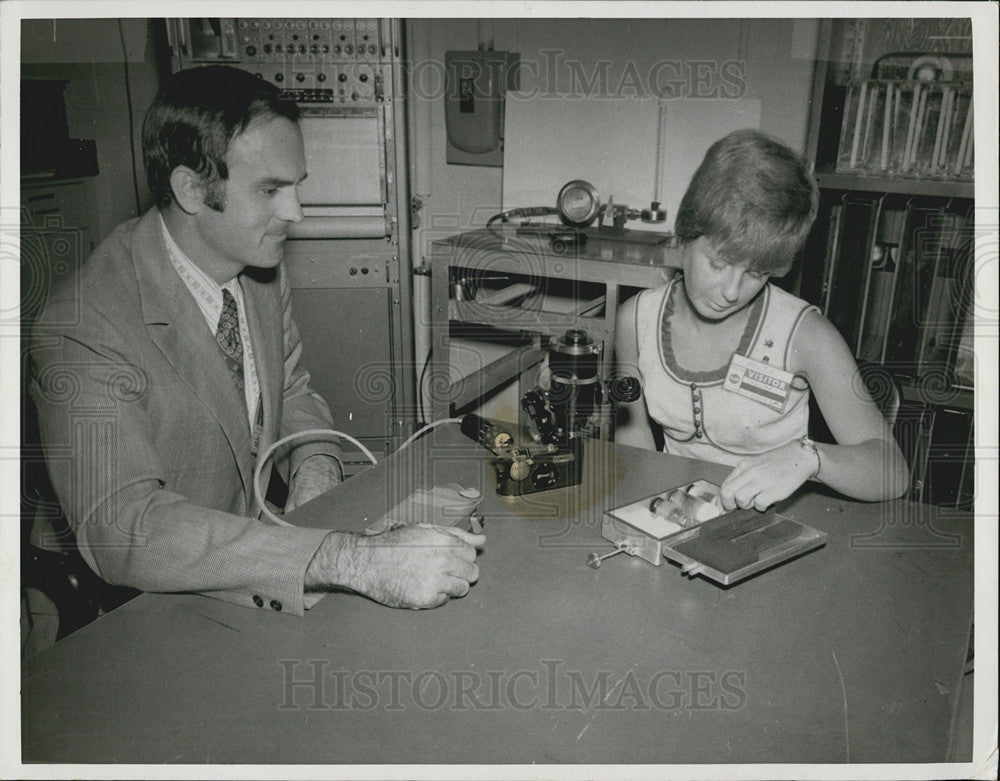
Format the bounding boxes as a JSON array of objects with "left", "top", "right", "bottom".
[{"left": 723, "top": 353, "right": 793, "bottom": 412}]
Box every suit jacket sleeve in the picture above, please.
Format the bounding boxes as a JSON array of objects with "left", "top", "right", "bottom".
[{"left": 29, "top": 225, "right": 334, "bottom": 616}]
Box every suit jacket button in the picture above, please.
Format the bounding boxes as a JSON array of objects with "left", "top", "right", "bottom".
[
  {"left": 253, "top": 595, "right": 264, "bottom": 607},
  {"left": 270, "top": 600, "right": 283, "bottom": 611}
]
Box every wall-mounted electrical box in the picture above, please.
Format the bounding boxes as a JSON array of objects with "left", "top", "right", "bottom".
[{"left": 445, "top": 49, "right": 520, "bottom": 167}]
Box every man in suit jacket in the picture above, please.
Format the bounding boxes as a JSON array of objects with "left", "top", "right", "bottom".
[{"left": 29, "top": 66, "right": 483, "bottom": 618}]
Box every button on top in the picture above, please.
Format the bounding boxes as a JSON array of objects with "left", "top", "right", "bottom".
[
  {"left": 252, "top": 594, "right": 264, "bottom": 607},
  {"left": 688, "top": 384, "right": 706, "bottom": 437},
  {"left": 270, "top": 600, "right": 283, "bottom": 612}
]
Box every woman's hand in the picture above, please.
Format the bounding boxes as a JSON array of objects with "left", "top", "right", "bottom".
[{"left": 718, "top": 439, "right": 819, "bottom": 512}]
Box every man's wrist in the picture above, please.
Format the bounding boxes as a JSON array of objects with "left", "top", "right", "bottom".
[
  {"left": 288, "top": 454, "right": 344, "bottom": 511},
  {"left": 305, "top": 531, "right": 358, "bottom": 592},
  {"left": 294, "top": 453, "right": 343, "bottom": 484}
]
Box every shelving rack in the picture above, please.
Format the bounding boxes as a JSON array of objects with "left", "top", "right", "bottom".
[{"left": 802, "top": 18, "right": 975, "bottom": 509}]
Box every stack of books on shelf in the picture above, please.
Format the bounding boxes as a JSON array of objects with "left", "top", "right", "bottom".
[{"left": 836, "top": 79, "right": 974, "bottom": 179}]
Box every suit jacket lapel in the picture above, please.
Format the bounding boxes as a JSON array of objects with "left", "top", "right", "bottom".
[
  {"left": 130, "top": 211, "right": 255, "bottom": 501},
  {"left": 241, "top": 269, "right": 283, "bottom": 515}
]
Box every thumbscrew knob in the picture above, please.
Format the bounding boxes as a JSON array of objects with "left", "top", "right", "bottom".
[{"left": 587, "top": 545, "right": 628, "bottom": 569}]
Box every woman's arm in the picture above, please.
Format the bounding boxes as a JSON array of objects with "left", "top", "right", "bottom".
[
  {"left": 794, "top": 311, "right": 910, "bottom": 498},
  {"left": 719, "top": 310, "right": 910, "bottom": 510},
  {"left": 613, "top": 294, "right": 656, "bottom": 450}
]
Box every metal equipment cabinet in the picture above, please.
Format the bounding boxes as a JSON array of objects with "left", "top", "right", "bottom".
[
  {"left": 428, "top": 226, "right": 682, "bottom": 423},
  {"left": 801, "top": 18, "right": 976, "bottom": 508}
]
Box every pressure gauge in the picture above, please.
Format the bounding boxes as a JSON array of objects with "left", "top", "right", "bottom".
[{"left": 557, "top": 180, "right": 601, "bottom": 227}]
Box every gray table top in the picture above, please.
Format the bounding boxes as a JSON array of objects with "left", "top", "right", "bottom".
[{"left": 22, "top": 429, "right": 973, "bottom": 765}]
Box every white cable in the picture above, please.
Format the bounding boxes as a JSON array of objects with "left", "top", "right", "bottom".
[
  {"left": 396, "top": 417, "right": 463, "bottom": 452},
  {"left": 253, "top": 429, "right": 378, "bottom": 526},
  {"left": 256, "top": 419, "right": 464, "bottom": 526}
]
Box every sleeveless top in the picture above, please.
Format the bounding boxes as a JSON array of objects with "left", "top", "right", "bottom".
[{"left": 633, "top": 277, "right": 819, "bottom": 466}]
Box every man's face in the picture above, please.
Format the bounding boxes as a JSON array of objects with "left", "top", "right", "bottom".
[{"left": 193, "top": 115, "right": 306, "bottom": 278}]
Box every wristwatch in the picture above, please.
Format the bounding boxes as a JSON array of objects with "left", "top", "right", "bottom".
[{"left": 798, "top": 436, "right": 821, "bottom": 479}]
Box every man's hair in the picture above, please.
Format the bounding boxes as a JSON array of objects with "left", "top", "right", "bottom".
[
  {"left": 674, "top": 129, "right": 819, "bottom": 274},
  {"left": 142, "top": 65, "right": 300, "bottom": 210}
]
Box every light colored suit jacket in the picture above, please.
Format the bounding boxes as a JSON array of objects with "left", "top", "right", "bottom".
[{"left": 30, "top": 208, "right": 341, "bottom": 615}]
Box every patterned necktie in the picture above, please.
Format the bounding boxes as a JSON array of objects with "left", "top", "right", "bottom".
[{"left": 216, "top": 288, "right": 245, "bottom": 398}]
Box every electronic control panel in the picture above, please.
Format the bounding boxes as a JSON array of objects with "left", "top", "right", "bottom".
[{"left": 169, "top": 18, "right": 396, "bottom": 106}]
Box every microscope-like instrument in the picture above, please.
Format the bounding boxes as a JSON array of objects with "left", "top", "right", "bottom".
[{"left": 461, "top": 329, "right": 639, "bottom": 496}]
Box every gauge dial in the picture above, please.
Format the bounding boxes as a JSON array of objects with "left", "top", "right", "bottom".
[{"left": 557, "top": 180, "right": 601, "bottom": 227}]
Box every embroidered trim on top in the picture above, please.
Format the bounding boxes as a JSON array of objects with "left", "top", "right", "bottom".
[{"left": 659, "top": 279, "right": 768, "bottom": 384}]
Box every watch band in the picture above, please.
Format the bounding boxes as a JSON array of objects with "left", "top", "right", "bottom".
[{"left": 799, "top": 436, "right": 821, "bottom": 480}]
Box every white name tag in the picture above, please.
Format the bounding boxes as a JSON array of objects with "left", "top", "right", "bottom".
[{"left": 723, "top": 353, "right": 794, "bottom": 412}]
